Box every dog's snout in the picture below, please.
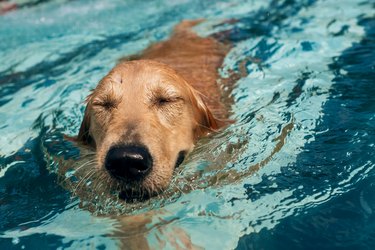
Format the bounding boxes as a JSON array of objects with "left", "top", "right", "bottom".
[{"left": 105, "top": 145, "right": 152, "bottom": 181}]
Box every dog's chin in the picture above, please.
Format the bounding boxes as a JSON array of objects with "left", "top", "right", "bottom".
[
  {"left": 115, "top": 179, "right": 162, "bottom": 203},
  {"left": 118, "top": 188, "right": 154, "bottom": 203}
]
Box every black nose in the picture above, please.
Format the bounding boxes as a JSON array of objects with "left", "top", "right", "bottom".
[{"left": 105, "top": 145, "right": 153, "bottom": 181}]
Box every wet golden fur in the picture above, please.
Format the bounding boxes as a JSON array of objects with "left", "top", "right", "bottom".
[{"left": 77, "top": 20, "right": 231, "bottom": 199}]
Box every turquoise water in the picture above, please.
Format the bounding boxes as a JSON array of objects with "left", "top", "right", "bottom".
[{"left": 1, "top": 0, "right": 375, "bottom": 249}]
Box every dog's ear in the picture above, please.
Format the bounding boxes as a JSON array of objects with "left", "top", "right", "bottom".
[
  {"left": 77, "top": 93, "right": 95, "bottom": 147},
  {"left": 190, "top": 89, "right": 233, "bottom": 138}
]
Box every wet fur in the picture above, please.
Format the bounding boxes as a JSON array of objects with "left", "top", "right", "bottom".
[{"left": 76, "top": 20, "right": 232, "bottom": 199}]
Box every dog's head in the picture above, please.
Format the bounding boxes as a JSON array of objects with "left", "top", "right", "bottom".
[{"left": 77, "top": 60, "right": 224, "bottom": 200}]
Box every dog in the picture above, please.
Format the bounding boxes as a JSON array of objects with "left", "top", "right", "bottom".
[{"left": 76, "top": 20, "right": 236, "bottom": 201}]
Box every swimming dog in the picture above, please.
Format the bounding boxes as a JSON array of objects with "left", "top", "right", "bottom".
[{"left": 76, "top": 20, "right": 236, "bottom": 201}]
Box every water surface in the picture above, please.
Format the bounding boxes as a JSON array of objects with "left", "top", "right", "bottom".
[{"left": 0, "top": 0, "right": 374, "bottom": 249}]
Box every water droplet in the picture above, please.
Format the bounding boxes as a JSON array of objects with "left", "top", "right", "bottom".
[
  {"left": 65, "top": 170, "right": 75, "bottom": 178},
  {"left": 12, "top": 237, "right": 19, "bottom": 245}
]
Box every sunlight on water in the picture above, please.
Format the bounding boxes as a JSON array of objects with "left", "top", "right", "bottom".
[{"left": 1, "top": 0, "right": 374, "bottom": 249}]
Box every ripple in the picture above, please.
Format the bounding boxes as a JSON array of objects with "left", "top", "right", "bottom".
[{"left": 1, "top": 0, "right": 374, "bottom": 249}]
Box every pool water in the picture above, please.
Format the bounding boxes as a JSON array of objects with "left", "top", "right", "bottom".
[{"left": 1, "top": 0, "right": 375, "bottom": 249}]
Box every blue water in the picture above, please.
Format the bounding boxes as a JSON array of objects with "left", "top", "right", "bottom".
[{"left": 1, "top": 0, "right": 374, "bottom": 249}]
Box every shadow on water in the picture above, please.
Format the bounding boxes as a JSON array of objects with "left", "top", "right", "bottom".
[
  {"left": 0, "top": 118, "right": 72, "bottom": 248},
  {"left": 236, "top": 14, "right": 375, "bottom": 250}
]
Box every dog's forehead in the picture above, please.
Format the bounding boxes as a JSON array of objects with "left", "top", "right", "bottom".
[{"left": 104, "top": 63, "right": 188, "bottom": 92}]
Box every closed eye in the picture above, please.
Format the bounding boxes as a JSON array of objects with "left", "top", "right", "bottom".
[
  {"left": 155, "top": 96, "right": 183, "bottom": 106},
  {"left": 92, "top": 98, "right": 117, "bottom": 110}
]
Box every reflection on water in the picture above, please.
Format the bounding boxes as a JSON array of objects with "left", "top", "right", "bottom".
[{"left": 0, "top": 0, "right": 374, "bottom": 249}]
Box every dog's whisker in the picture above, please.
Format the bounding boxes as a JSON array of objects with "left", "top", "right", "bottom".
[
  {"left": 73, "top": 159, "right": 97, "bottom": 173},
  {"left": 73, "top": 172, "right": 94, "bottom": 195},
  {"left": 170, "top": 182, "right": 183, "bottom": 195},
  {"left": 62, "top": 160, "right": 96, "bottom": 185},
  {"left": 73, "top": 168, "right": 96, "bottom": 195}
]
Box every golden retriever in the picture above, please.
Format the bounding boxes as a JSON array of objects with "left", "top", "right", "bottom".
[{"left": 76, "top": 20, "right": 233, "bottom": 201}]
